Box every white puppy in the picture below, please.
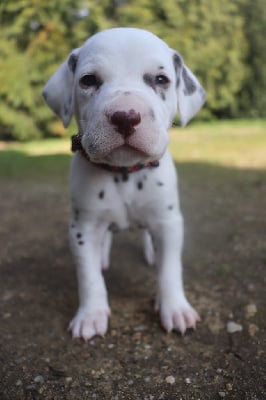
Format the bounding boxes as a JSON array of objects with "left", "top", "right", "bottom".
[{"left": 43, "top": 27, "right": 205, "bottom": 340}]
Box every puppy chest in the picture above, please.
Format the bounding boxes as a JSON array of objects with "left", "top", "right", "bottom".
[{"left": 96, "top": 173, "right": 154, "bottom": 229}]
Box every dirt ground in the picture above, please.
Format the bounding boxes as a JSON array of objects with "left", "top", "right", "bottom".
[{"left": 0, "top": 161, "right": 265, "bottom": 399}]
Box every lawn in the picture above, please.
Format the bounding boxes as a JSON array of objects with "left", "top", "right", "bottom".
[
  {"left": 1, "top": 119, "right": 265, "bottom": 183},
  {"left": 169, "top": 119, "right": 266, "bottom": 169}
]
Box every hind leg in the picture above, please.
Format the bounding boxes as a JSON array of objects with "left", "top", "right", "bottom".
[
  {"left": 101, "top": 230, "right": 113, "bottom": 270},
  {"left": 143, "top": 229, "right": 155, "bottom": 266}
]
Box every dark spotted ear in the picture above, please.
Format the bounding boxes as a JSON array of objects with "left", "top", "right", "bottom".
[
  {"left": 42, "top": 48, "right": 80, "bottom": 128},
  {"left": 173, "top": 52, "right": 206, "bottom": 126}
]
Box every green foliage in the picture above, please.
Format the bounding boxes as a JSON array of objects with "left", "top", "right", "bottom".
[
  {"left": 0, "top": 0, "right": 89, "bottom": 140},
  {"left": 237, "top": 0, "right": 266, "bottom": 117},
  {"left": 0, "top": 0, "right": 264, "bottom": 141},
  {"left": 114, "top": 0, "right": 248, "bottom": 118}
]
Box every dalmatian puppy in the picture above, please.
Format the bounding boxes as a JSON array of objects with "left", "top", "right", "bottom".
[{"left": 43, "top": 27, "right": 205, "bottom": 340}]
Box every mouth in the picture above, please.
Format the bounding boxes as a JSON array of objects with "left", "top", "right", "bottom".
[
  {"left": 80, "top": 128, "right": 165, "bottom": 167},
  {"left": 97, "top": 145, "right": 151, "bottom": 167}
]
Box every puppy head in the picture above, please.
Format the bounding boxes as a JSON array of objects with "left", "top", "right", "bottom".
[{"left": 43, "top": 28, "right": 205, "bottom": 167}]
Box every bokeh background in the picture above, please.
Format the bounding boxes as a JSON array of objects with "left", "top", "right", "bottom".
[{"left": 0, "top": 0, "right": 265, "bottom": 141}]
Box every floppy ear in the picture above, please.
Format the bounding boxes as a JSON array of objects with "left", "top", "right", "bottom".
[
  {"left": 42, "top": 48, "right": 80, "bottom": 128},
  {"left": 173, "top": 53, "right": 206, "bottom": 126}
]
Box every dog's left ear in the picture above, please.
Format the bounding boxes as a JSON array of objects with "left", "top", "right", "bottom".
[
  {"left": 173, "top": 52, "right": 206, "bottom": 126},
  {"left": 42, "top": 48, "right": 80, "bottom": 128}
]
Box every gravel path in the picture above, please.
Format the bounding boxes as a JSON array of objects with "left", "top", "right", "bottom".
[{"left": 1, "top": 164, "right": 265, "bottom": 399}]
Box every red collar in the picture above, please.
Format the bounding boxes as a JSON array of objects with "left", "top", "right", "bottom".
[{"left": 71, "top": 133, "right": 160, "bottom": 175}]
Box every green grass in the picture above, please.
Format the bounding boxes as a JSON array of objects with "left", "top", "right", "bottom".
[
  {"left": 170, "top": 119, "right": 266, "bottom": 169},
  {"left": 2, "top": 138, "right": 71, "bottom": 156},
  {"left": 0, "top": 139, "right": 71, "bottom": 182},
  {"left": 0, "top": 119, "right": 265, "bottom": 182}
]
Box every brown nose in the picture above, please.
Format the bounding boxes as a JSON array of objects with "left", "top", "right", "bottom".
[{"left": 110, "top": 109, "right": 141, "bottom": 137}]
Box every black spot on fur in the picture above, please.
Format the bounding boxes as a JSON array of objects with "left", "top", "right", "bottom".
[
  {"left": 99, "top": 190, "right": 105, "bottom": 199},
  {"left": 74, "top": 209, "right": 79, "bottom": 220},
  {"left": 182, "top": 68, "right": 197, "bottom": 95},
  {"left": 173, "top": 53, "right": 182, "bottom": 72},
  {"left": 149, "top": 109, "right": 156, "bottom": 121},
  {"left": 124, "top": 91, "right": 131, "bottom": 95},
  {"left": 158, "top": 66, "right": 164, "bottom": 70},
  {"left": 78, "top": 241, "right": 84, "bottom": 245},
  {"left": 157, "top": 181, "right": 164, "bottom": 186},
  {"left": 173, "top": 53, "right": 183, "bottom": 88},
  {"left": 68, "top": 53, "right": 78, "bottom": 73},
  {"left": 114, "top": 176, "right": 119, "bottom": 183},
  {"left": 160, "top": 91, "right": 166, "bottom": 101},
  {"left": 143, "top": 73, "right": 155, "bottom": 90},
  {"left": 144, "top": 73, "right": 168, "bottom": 99},
  {"left": 109, "top": 222, "right": 119, "bottom": 233},
  {"left": 76, "top": 233, "right": 82, "bottom": 239},
  {"left": 122, "top": 170, "right": 129, "bottom": 182},
  {"left": 168, "top": 205, "right": 174, "bottom": 210},
  {"left": 71, "top": 224, "right": 75, "bottom": 228},
  {"left": 137, "top": 181, "right": 143, "bottom": 190}
]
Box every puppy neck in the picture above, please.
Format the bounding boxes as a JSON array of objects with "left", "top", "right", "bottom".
[{"left": 71, "top": 133, "right": 160, "bottom": 177}]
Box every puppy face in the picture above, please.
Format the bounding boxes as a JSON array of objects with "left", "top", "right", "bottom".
[{"left": 43, "top": 28, "right": 205, "bottom": 167}]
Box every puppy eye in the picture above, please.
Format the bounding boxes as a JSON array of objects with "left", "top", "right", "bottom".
[
  {"left": 155, "top": 75, "right": 170, "bottom": 85},
  {"left": 79, "top": 74, "right": 100, "bottom": 89}
]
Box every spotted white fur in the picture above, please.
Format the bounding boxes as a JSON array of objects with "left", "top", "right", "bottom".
[{"left": 43, "top": 28, "right": 205, "bottom": 340}]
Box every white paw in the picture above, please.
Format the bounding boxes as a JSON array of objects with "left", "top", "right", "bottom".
[
  {"left": 68, "top": 307, "right": 110, "bottom": 341},
  {"left": 156, "top": 296, "right": 200, "bottom": 335}
]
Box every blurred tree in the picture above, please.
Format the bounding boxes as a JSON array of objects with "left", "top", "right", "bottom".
[
  {"left": 0, "top": 0, "right": 94, "bottom": 140},
  {"left": 113, "top": 0, "right": 248, "bottom": 119},
  {"left": 0, "top": 0, "right": 263, "bottom": 141},
  {"left": 238, "top": 0, "right": 266, "bottom": 117}
]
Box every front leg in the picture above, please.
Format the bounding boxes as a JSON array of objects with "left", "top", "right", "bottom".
[
  {"left": 68, "top": 211, "right": 110, "bottom": 340},
  {"left": 151, "top": 214, "right": 200, "bottom": 334}
]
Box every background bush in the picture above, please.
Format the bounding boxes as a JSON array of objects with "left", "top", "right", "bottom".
[{"left": 0, "top": 0, "right": 265, "bottom": 140}]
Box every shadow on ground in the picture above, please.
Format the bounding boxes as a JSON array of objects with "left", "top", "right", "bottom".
[{"left": 0, "top": 152, "right": 265, "bottom": 399}]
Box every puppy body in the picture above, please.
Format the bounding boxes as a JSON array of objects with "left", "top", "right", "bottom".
[{"left": 43, "top": 27, "right": 205, "bottom": 340}]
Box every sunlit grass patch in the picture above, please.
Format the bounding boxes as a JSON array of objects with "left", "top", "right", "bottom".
[
  {"left": 0, "top": 119, "right": 265, "bottom": 182},
  {"left": 0, "top": 138, "right": 70, "bottom": 156},
  {"left": 170, "top": 119, "right": 266, "bottom": 169}
]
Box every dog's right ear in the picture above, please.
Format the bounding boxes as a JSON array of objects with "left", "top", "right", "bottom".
[
  {"left": 42, "top": 48, "right": 80, "bottom": 128},
  {"left": 173, "top": 52, "right": 206, "bottom": 127}
]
